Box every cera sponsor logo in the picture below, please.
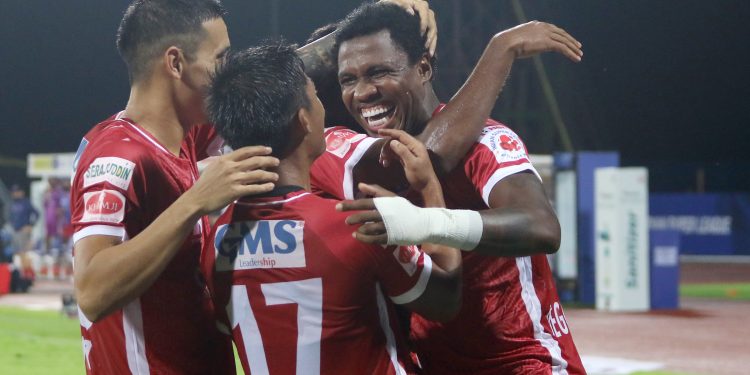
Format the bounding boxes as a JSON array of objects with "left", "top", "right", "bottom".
[
  {"left": 83, "top": 157, "right": 135, "bottom": 190},
  {"left": 214, "top": 220, "right": 305, "bottom": 271},
  {"left": 81, "top": 190, "right": 126, "bottom": 223}
]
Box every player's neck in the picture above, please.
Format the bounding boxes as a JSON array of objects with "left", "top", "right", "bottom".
[
  {"left": 275, "top": 152, "right": 312, "bottom": 192},
  {"left": 422, "top": 90, "right": 441, "bottom": 121},
  {"left": 409, "top": 91, "right": 441, "bottom": 135},
  {"left": 123, "top": 80, "right": 187, "bottom": 156}
]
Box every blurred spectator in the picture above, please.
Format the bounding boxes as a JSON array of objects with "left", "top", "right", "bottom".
[
  {"left": 9, "top": 184, "right": 38, "bottom": 254},
  {"left": 43, "top": 178, "right": 65, "bottom": 255},
  {"left": 58, "top": 179, "right": 73, "bottom": 279}
]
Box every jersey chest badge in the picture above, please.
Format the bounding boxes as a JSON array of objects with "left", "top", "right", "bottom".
[{"left": 325, "top": 130, "right": 366, "bottom": 158}]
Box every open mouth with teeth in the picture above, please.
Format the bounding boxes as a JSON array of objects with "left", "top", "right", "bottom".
[{"left": 360, "top": 104, "right": 396, "bottom": 131}]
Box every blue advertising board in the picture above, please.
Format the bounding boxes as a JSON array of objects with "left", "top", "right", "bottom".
[{"left": 650, "top": 193, "right": 750, "bottom": 256}]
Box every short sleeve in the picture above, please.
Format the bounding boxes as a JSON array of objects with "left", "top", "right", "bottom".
[
  {"left": 70, "top": 138, "right": 148, "bottom": 244},
  {"left": 371, "top": 244, "right": 433, "bottom": 305},
  {"left": 310, "top": 127, "right": 378, "bottom": 200},
  {"left": 464, "top": 125, "right": 541, "bottom": 206}
]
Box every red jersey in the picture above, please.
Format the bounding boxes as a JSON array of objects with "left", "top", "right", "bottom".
[
  {"left": 309, "top": 109, "right": 585, "bottom": 374},
  {"left": 70, "top": 112, "right": 233, "bottom": 374},
  {"left": 203, "top": 187, "right": 430, "bottom": 375}
]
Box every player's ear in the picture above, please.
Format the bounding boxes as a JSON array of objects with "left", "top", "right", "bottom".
[
  {"left": 164, "top": 46, "right": 184, "bottom": 79},
  {"left": 296, "top": 106, "right": 313, "bottom": 135},
  {"left": 417, "top": 53, "right": 433, "bottom": 83}
]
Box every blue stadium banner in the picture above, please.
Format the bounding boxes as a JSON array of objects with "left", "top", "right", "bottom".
[{"left": 650, "top": 193, "right": 750, "bottom": 256}]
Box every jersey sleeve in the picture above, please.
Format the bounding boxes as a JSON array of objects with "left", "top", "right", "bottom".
[
  {"left": 70, "top": 137, "right": 150, "bottom": 244},
  {"left": 464, "top": 125, "right": 541, "bottom": 206},
  {"left": 370, "top": 244, "right": 433, "bottom": 305},
  {"left": 310, "top": 126, "right": 378, "bottom": 200}
]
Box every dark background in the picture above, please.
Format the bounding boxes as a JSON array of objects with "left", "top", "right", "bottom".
[{"left": 2, "top": 0, "right": 749, "bottom": 191}]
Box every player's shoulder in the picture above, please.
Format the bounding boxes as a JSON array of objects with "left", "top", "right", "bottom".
[
  {"left": 322, "top": 126, "right": 372, "bottom": 158},
  {"left": 293, "top": 194, "right": 348, "bottom": 227},
  {"left": 469, "top": 121, "right": 529, "bottom": 158},
  {"left": 294, "top": 194, "right": 370, "bottom": 241},
  {"left": 80, "top": 119, "right": 156, "bottom": 164}
]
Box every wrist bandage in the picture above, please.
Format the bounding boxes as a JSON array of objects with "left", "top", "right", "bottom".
[{"left": 373, "top": 196, "right": 483, "bottom": 250}]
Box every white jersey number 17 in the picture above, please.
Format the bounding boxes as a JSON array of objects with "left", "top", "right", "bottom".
[{"left": 229, "top": 278, "right": 323, "bottom": 375}]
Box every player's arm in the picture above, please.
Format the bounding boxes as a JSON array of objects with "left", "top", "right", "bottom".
[
  {"left": 342, "top": 175, "right": 559, "bottom": 258},
  {"left": 363, "top": 182, "right": 462, "bottom": 322},
  {"left": 342, "top": 130, "right": 560, "bottom": 257},
  {"left": 340, "top": 130, "right": 461, "bottom": 320},
  {"left": 75, "top": 146, "right": 279, "bottom": 322},
  {"left": 417, "top": 21, "right": 582, "bottom": 174},
  {"left": 472, "top": 172, "right": 560, "bottom": 256}
]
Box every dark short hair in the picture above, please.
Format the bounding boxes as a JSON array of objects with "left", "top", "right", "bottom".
[
  {"left": 334, "top": 2, "right": 435, "bottom": 69},
  {"left": 116, "top": 0, "right": 226, "bottom": 82},
  {"left": 305, "top": 22, "right": 339, "bottom": 45},
  {"left": 207, "top": 42, "right": 310, "bottom": 156}
]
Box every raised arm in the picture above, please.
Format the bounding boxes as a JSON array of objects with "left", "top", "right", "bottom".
[
  {"left": 75, "top": 147, "right": 278, "bottom": 322},
  {"left": 418, "top": 21, "right": 583, "bottom": 175}
]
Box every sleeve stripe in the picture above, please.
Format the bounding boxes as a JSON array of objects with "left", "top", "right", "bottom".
[
  {"left": 343, "top": 136, "right": 378, "bottom": 200},
  {"left": 390, "top": 254, "right": 433, "bottom": 305},
  {"left": 481, "top": 162, "right": 542, "bottom": 206},
  {"left": 73, "top": 225, "right": 128, "bottom": 244}
]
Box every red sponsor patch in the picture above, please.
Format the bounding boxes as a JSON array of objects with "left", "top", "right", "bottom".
[
  {"left": 81, "top": 189, "right": 126, "bottom": 223},
  {"left": 85, "top": 191, "right": 122, "bottom": 215}
]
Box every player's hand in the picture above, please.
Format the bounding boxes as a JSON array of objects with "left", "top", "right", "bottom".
[
  {"left": 335, "top": 183, "right": 397, "bottom": 244},
  {"left": 186, "top": 146, "right": 279, "bottom": 214},
  {"left": 494, "top": 21, "right": 583, "bottom": 62},
  {"left": 378, "top": 128, "right": 439, "bottom": 193},
  {"left": 381, "top": 0, "right": 437, "bottom": 56}
]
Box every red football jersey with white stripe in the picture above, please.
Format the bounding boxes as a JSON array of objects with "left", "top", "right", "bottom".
[
  {"left": 203, "top": 187, "right": 428, "bottom": 375},
  {"left": 309, "top": 107, "right": 585, "bottom": 374},
  {"left": 70, "top": 113, "right": 233, "bottom": 374}
]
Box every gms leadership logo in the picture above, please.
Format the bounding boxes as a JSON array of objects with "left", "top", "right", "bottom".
[{"left": 214, "top": 220, "right": 305, "bottom": 271}]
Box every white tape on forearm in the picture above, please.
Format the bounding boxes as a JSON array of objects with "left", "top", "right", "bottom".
[{"left": 373, "top": 196, "right": 484, "bottom": 250}]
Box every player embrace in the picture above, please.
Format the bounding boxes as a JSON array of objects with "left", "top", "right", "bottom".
[{"left": 203, "top": 43, "right": 462, "bottom": 375}]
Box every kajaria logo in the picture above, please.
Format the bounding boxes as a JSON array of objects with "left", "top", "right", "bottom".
[
  {"left": 84, "top": 157, "right": 135, "bottom": 190},
  {"left": 81, "top": 190, "right": 126, "bottom": 223}
]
